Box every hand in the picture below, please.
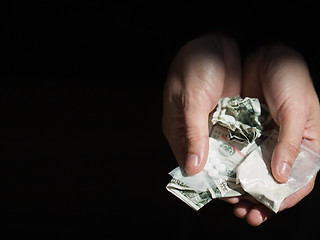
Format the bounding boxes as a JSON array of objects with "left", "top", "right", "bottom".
[
  {"left": 163, "top": 35, "right": 320, "bottom": 226},
  {"left": 226, "top": 44, "right": 320, "bottom": 226},
  {"left": 162, "top": 33, "right": 241, "bottom": 175}
]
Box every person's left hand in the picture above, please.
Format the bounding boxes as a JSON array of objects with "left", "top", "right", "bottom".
[{"left": 224, "top": 44, "right": 320, "bottom": 226}]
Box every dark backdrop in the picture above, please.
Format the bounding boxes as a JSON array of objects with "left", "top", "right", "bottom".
[{"left": 2, "top": 2, "right": 320, "bottom": 238}]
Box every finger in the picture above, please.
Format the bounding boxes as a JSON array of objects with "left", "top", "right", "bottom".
[
  {"left": 162, "top": 41, "right": 223, "bottom": 174},
  {"left": 246, "top": 204, "right": 274, "bottom": 226},
  {"left": 162, "top": 82, "right": 221, "bottom": 175},
  {"left": 182, "top": 35, "right": 241, "bottom": 175},
  {"left": 163, "top": 34, "right": 241, "bottom": 175},
  {"left": 233, "top": 200, "right": 253, "bottom": 219},
  {"left": 222, "top": 194, "right": 260, "bottom": 205},
  {"left": 258, "top": 45, "right": 312, "bottom": 182},
  {"left": 271, "top": 108, "right": 306, "bottom": 182},
  {"left": 183, "top": 94, "right": 214, "bottom": 175},
  {"left": 221, "top": 196, "right": 241, "bottom": 204}
]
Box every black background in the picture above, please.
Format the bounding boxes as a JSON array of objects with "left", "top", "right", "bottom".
[{"left": 2, "top": 1, "right": 320, "bottom": 238}]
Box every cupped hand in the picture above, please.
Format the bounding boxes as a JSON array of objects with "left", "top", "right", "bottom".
[
  {"left": 228, "top": 44, "right": 320, "bottom": 226},
  {"left": 162, "top": 34, "right": 241, "bottom": 175},
  {"left": 163, "top": 35, "right": 320, "bottom": 226}
]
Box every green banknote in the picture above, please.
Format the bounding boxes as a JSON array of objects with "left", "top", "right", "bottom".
[
  {"left": 212, "top": 96, "right": 262, "bottom": 143},
  {"left": 166, "top": 97, "right": 263, "bottom": 210},
  {"left": 166, "top": 135, "right": 248, "bottom": 210}
]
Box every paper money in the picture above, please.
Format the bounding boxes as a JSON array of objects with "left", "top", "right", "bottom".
[
  {"left": 204, "top": 137, "right": 246, "bottom": 181},
  {"left": 166, "top": 168, "right": 245, "bottom": 211},
  {"left": 166, "top": 171, "right": 213, "bottom": 210},
  {"left": 166, "top": 135, "right": 248, "bottom": 210},
  {"left": 167, "top": 97, "right": 320, "bottom": 212},
  {"left": 212, "top": 97, "right": 262, "bottom": 143},
  {"left": 167, "top": 96, "right": 262, "bottom": 210},
  {"left": 209, "top": 124, "right": 258, "bottom": 169}
]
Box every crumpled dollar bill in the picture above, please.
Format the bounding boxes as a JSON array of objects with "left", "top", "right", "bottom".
[
  {"left": 167, "top": 96, "right": 262, "bottom": 210},
  {"left": 166, "top": 96, "right": 320, "bottom": 212},
  {"left": 166, "top": 135, "right": 247, "bottom": 210},
  {"left": 212, "top": 96, "right": 262, "bottom": 143}
]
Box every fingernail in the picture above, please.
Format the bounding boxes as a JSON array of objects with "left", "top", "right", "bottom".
[
  {"left": 184, "top": 153, "right": 199, "bottom": 175},
  {"left": 278, "top": 162, "right": 291, "bottom": 181}
]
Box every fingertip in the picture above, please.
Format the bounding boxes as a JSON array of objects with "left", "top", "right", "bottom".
[
  {"left": 184, "top": 153, "right": 207, "bottom": 175},
  {"left": 222, "top": 197, "right": 241, "bottom": 204},
  {"left": 184, "top": 153, "right": 200, "bottom": 175},
  {"left": 271, "top": 143, "right": 294, "bottom": 183},
  {"left": 233, "top": 200, "right": 252, "bottom": 219},
  {"left": 246, "top": 205, "right": 274, "bottom": 227},
  {"left": 277, "top": 162, "right": 291, "bottom": 182},
  {"left": 234, "top": 207, "right": 248, "bottom": 219},
  {"left": 271, "top": 120, "right": 303, "bottom": 182},
  {"left": 184, "top": 137, "right": 209, "bottom": 175},
  {"left": 271, "top": 158, "right": 291, "bottom": 183},
  {"left": 246, "top": 210, "right": 264, "bottom": 227}
]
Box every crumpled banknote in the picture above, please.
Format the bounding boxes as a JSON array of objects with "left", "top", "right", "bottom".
[
  {"left": 211, "top": 96, "right": 262, "bottom": 143},
  {"left": 167, "top": 135, "right": 247, "bottom": 210},
  {"left": 167, "top": 96, "right": 262, "bottom": 210},
  {"left": 166, "top": 96, "right": 320, "bottom": 212}
]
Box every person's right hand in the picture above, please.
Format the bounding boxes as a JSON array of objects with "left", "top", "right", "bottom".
[{"left": 162, "top": 34, "right": 241, "bottom": 175}]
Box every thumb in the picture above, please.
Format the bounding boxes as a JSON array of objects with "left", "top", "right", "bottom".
[
  {"left": 271, "top": 108, "right": 306, "bottom": 183},
  {"left": 183, "top": 105, "right": 210, "bottom": 175}
]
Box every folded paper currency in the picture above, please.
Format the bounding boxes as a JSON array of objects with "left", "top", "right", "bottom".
[
  {"left": 166, "top": 136, "right": 247, "bottom": 210},
  {"left": 212, "top": 96, "right": 262, "bottom": 143}
]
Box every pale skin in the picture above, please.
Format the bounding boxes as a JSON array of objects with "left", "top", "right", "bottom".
[{"left": 162, "top": 33, "right": 320, "bottom": 226}]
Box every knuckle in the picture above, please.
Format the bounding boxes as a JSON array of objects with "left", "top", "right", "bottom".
[
  {"left": 185, "top": 127, "right": 202, "bottom": 145},
  {"left": 285, "top": 141, "right": 301, "bottom": 163}
]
